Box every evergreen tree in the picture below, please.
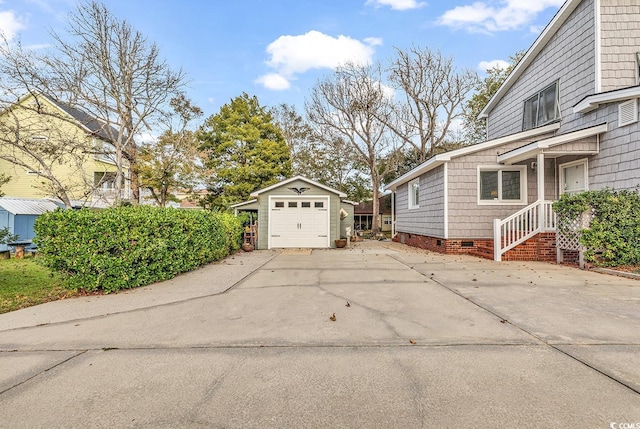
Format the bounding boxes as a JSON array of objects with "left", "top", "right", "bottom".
[{"left": 198, "top": 93, "right": 292, "bottom": 210}]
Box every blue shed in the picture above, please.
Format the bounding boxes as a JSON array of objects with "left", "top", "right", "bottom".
[{"left": 0, "top": 198, "right": 59, "bottom": 252}]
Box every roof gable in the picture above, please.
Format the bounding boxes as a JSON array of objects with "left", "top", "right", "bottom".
[
  {"left": 250, "top": 175, "right": 347, "bottom": 198},
  {"left": 479, "top": 0, "right": 583, "bottom": 119}
]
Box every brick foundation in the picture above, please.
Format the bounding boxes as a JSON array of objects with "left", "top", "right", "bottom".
[{"left": 395, "top": 231, "right": 557, "bottom": 262}]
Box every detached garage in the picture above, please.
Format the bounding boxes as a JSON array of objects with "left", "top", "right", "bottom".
[{"left": 232, "top": 176, "right": 355, "bottom": 249}]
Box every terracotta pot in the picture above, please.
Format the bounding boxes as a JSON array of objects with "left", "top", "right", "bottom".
[
  {"left": 334, "top": 239, "right": 347, "bottom": 248},
  {"left": 242, "top": 242, "right": 254, "bottom": 252}
]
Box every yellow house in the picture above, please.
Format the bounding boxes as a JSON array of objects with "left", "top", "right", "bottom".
[{"left": 0, "top": 93, "right": 130, "bottom": 207}]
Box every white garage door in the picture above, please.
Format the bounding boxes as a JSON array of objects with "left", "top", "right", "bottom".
[{"left": 269, "top": 197, "right": 329, "bottom": 248}]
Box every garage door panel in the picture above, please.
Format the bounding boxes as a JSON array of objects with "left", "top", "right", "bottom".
[{"left": 270, "top": 198, "right": 329, "bottom": 248}]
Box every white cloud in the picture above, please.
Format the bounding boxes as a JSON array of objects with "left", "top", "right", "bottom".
[
  {"left": 255, "top": 73, "right": 291, "bottom": 91},
  {"left": 366, "top": 0, "right": 427, "bottom": 11},
  {"left": 256, "top": 30, "right": 381, "bottom": 91},
  {"left": 437, "top": 0, "right": 565, "bottom": 33},
  {"left": 478, "top": 59, "right": 509, "bottom": 72},
  {"left": 0, "top": 9, "right": 26, "bottom": 40}
]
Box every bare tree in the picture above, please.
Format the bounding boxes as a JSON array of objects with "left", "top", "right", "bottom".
[
  {"left": 42, "top": 1, "right": 187, "bottom": 204},
  {"left": 271, "top": 103, "right": 362, "bottom": 197},
  {"left": 386, "top": 46, "right": 476, "bottom": 163},
  {"left": 306, "top": 62, "right": 396, "bottom": 232}
]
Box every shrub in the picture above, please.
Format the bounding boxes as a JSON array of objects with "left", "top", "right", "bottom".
[
  {"left": 34, "top": 206, "right": 242, "bottom": 293},
  {"left": 553, "top": 188, "right": 640, "bottom": 266}
]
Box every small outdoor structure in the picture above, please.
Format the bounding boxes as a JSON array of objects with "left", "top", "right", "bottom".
[
  {"left": 232, "top": 176, "right": 355, "bottom": 249},
  {"left": 0, "top": 197, "right": 59, "bottom": 252}
]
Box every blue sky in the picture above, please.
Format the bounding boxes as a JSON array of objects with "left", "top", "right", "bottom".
[{"left": 2, "top": 0, "right": 566, "bottom": 119}]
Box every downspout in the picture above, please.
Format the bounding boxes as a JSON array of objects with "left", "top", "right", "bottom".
[{"left": 391, "top": 191, "right": 395, "bottom": 237}]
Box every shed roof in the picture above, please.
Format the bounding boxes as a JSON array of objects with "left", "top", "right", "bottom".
[{"left": 0, "top": 197, "right": 60, "bottom": 215}]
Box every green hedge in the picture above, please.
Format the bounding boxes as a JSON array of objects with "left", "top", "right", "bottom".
[
  {"left": 34, "top": 206, "right": 242, "bottom": 293},
  {"left": 553, "top": 189, "right": 640, "bottom": 266}
]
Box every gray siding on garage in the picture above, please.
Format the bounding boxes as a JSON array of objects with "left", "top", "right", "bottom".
[{"left": 254, "top": 179, "right": 342, "bottom": 249}]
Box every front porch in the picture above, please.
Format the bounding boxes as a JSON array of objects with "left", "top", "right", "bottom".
[{"left": 492, "top": 124, "right": 607, "bottom": 262}]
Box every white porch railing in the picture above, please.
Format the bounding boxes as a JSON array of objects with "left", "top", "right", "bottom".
[{"left": 493, "top": 200, "right": 556, "bottom": 261}]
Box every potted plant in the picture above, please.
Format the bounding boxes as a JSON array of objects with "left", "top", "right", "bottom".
[{"left": 334, "top": 237, "right": 347, "bottom": 248}]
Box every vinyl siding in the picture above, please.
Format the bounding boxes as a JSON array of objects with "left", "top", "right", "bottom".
[{"left": 395, "top": 165, "right": 445, "bottom": 238}]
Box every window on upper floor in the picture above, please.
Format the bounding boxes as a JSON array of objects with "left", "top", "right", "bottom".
[
  {"left": 478, "top": 166, "right": 527, "bottom": 205},
  {"left": 408, "top": 178, "right": 420, "bottom": 209},
  {"left": 523, "top": 81, "right": 560, "bottom": 131}
]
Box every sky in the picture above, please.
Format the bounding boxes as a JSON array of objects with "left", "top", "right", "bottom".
[{"left": 1, "top": 0, "right": 567, "bottom": 120}]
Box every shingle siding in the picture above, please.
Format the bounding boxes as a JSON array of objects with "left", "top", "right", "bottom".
[
  {"left": 447, "top": 133, "right": 555, "bottom": 239},
  {"left": 395, "top": 165, "right": 445, "bottom": 237},
  {"left": 600, "top": 0, "right": 640, "bottom": 91},
  {"left": 488, "top": 0, "right": 596, "bottom": 139}
]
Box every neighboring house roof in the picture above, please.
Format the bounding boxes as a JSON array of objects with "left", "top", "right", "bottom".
[
  {"left": 479, "top": 0, "right": 583, "bottom": 119},
  {"left": 354, "top": 195, "right": 392, "bottom": 215},
  {"left": 17, "top": 92, "right": 120, "bottom": 144},
  {"left": 250, "top": 175, "right": 348, "bottom": 198},
  {"left": 0, "top": 197, "right": 59, "bottom": 215},
  {"left": 573, "top": 85, "right": 640, "bottom": 113},
  {"left": 385, "top": 122, "right": 560, "bottom": 191}
]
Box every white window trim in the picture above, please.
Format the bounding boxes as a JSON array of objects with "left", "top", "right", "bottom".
[
  {"left": 618, "top": 99, "right": 638, "bottom": 127},
  {"left": 559, "top": 158, "right": 589, "bottom": 195},
  {"left": 408, "top": 178, "right": 420, "bottom": 209},
  {"left": 477, "top": 165, "right": 528, "bottom": 205}
]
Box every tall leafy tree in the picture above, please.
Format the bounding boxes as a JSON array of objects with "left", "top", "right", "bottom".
[
  {"left": 198, "top": 93, "right": 291, "bottom": 210},
  {"left": 463, "top": 51, "right": 525, "bottom": 143},
  {"left": 138, "top": 95, "right": 205, "bottom": 207}
]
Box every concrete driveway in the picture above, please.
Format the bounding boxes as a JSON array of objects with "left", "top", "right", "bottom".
[{"left": 0, "top": 241, "right": 639, "bottom": 428}]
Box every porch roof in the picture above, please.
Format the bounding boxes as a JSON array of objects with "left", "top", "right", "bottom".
[
  {"left": 385, "top": 122, "right": 560, "bottom": 191},
  {"left": 497, "top": 123, "right": 608, "bottom": 165}
]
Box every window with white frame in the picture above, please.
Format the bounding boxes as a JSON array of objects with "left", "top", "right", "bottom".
[
  {"left": 560, "top": 159, "right": 588, "bottom": 195},
  {"left": 408, "top": 178, "right": 420, "bottom": 209},
  {"left": 478, "top": 166, "right": 527, "bottom": 204},
  {"left": 523, "top": 81, "right": 560, "bottom": 131}
]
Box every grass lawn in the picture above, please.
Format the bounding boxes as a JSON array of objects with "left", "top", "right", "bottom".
[{"left": 0, "top": 255, "right": 76, "bottom": 314}]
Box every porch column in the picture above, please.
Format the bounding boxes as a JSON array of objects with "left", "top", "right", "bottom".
[{"left": 537, "top": 152, "right": 545, "bottom": 229}]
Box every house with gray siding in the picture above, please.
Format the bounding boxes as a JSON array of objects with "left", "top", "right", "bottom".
[{"left": 386, "top": 0, "right": 640, "bottom": 262}]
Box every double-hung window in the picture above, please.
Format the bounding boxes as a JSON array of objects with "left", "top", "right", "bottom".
[
  {"left": 478, "top": 166, "right": 527, "bottom": 205},
  {"left": 523, "top": 81, "right": 560, "bottom": 131},
  {"left": 408, "top": 178, "right": 420, "bottom": 209}
]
